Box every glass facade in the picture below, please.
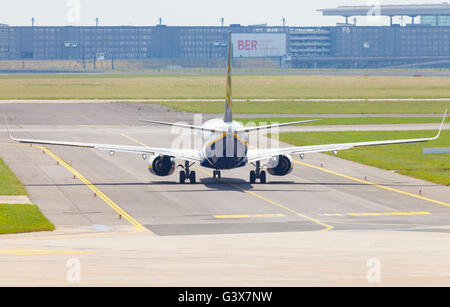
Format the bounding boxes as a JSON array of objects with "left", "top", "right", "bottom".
[
  {"left": 421, "top": 16, "right": 450, "bottom": 26},
  {"left": 1, "top": 24, "right": 450, "bottom": 68}
]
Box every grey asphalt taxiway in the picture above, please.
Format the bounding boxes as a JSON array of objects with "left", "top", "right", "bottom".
[{"left": 0, "top": 102, "right": 449, "bottom": 286}]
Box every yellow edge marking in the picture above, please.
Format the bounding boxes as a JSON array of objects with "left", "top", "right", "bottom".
[
  {"left": 215, "top": 214, "right": 250, "bottom": 219},
  {"left": 119, "top": 134, "right": 334, "bottom": 232},
  {"left": 294, "top": 160, "right": 450, "bottom": 208},
  {"left": 0, "top": 248, "right": 92, "bottom": 256},
  {"left": 0, "top": 142, "right": 29, "bottom": 147},
  {"left": 214, "top": 214, "right": 285, "bottom": 219},
  {"left": 324, "top": 211, "right": 431, "bottom": 217},
  {"left": 356, "top": 211, "right": 430, "bottom": 216},
  {"left": 39, "top": 146, "right": 146, "bottom": 233}
]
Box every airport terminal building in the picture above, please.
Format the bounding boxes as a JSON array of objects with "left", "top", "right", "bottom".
[{"left": 2, "top": 3, "right": 450, "bottom": 69}]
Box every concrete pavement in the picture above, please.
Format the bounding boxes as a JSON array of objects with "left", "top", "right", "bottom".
[{"left": 0, "top": 102, "right": 449, "bottom": 286}]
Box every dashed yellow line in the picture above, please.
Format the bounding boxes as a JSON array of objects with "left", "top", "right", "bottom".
[
  {"left": 294, "top": 160, "right": 450, "bottom": 209},
  {"left": 79, "top": 125, "right": 127, "bottom": 128},
  {"left": 214, "top": 213, "right": 285, "bottom": 219},
  {"left": 322, "top": 211, "right": 432, "bottom": 217},
  {"left": 39, "top": 146, "right": 146, "bottom": 233}
]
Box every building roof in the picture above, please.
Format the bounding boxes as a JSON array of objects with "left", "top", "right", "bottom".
[{"left": 318, "top": 3, "right": 450, "bottom": 17}]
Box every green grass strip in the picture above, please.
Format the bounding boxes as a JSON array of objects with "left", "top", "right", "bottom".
[
  {"left": 0, "top": 204, "right": 55, "bottom": 235},
  {"left": 278, "top": 130, "right": 449, "bottom": 186},
  {"left": 0, "top": 158, "right": 28, "bottom": 195},
  {"left": 236, "top": 117, "right": 443, "bottom": 126}
]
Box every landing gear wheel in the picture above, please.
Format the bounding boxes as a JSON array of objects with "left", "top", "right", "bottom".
[
  {"left": 213, "top": 170, "right": 221, "bottom": 179},
  {"left": 260, "top": 171, "right": 267, "bottom": 184},
  {"left": 189, "top": 171, "right": 196, "bottom": 184},
  {"left": 250, "top": 171, "right": 256, "bottom": 184},
  {"left": 179, "top": 171, "right": 186, "bottom": 184}
]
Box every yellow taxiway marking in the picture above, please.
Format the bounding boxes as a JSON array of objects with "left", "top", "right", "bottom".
[
  {"left": 39, "top": 146, "right": 147, "bottom": 233},
  {"left": 223, "top": 179, "right": 334, "bottom": 232},
  {"left": 0, "top": 248, "right": 92, "bottom": 256},
  {"left": 120, "top": 134, "right": 334, "bottom": 232},
  {"left": 79, "top": 125, "right": 128, "bottom": 128},
  {"left": 0, "top": 142, "right": 29, "bottom": 147},
  {"left": 322, "top": 211, "right": 432, "bottom": 217},
  {"left": 294, "top": 160, "right": 450, "bottom": 209},
  {"left": 214, "top": 213, "right": 285, "bottom": 219},
  {"left": 121, "top": 133, "right": 148, "bottom": 147}
]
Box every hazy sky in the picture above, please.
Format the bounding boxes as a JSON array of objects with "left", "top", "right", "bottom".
[{"left": 0, "top": 0, "right": 438, "bottom": 27}]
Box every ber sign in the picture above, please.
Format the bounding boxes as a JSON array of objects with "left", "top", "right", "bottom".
[{"left": 232, "top": 33, "right": 287, "bottom": 58}]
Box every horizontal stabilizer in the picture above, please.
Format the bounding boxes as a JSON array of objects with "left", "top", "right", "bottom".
[
  {"left": 139, "top": 119, "right": 227, "bottom": 133},
  {"left": 236, "top": 119, "right": 322, "bottom": 133}
]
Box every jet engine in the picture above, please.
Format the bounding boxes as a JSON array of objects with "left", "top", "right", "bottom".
[
  {"left": 267, "top": 155, "right": 294, "bottom": 176},
  {"left": 148, "top": 155, "right": 176, "bottom": 177}
]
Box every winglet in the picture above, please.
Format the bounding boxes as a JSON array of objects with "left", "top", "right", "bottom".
[{"left": 433, "top": 109, "right": 447, "bottom": 140}]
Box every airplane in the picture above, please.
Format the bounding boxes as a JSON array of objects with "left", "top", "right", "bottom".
[{"left": 3, "top": 32, "right": 447, "bottom": 185}]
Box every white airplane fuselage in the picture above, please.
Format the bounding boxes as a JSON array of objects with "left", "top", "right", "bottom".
[{"left": 200, "top": 119, "right": 249, "bottom": 170}]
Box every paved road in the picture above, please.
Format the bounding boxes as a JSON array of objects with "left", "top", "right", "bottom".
[{"left": 0, "top": 102, "right": 449, "bottom": 286}]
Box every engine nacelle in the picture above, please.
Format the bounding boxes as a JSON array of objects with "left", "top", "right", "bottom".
[
  {"left": 148, "top": 155, "right": 176, "bottom": 177},
  {"left": 267, "top": 155, "right": 294, "bottom": 176}
]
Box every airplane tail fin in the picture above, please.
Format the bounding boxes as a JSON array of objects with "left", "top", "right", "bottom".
[{"left": 224, "top": 32, "right": 233, "bottom": 123}]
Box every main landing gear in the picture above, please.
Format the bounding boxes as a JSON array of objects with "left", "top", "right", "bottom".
[
  {"left": 179, "top": 161, "right": 196, "bottom": 184},
  {"left": 250, "top": 161, "right": 267, "bottom": 184}
]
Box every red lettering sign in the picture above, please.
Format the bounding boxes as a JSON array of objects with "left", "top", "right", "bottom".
[
  {"left": 237, "top": 40, "right": 258, "bottom": 51},
  {"left": 238, "top": 40, "right": 244, "bottom": 50}
]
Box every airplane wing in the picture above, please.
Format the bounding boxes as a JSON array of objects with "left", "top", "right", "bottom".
[
  {"left": 2, "top": 114, "right": 202, "bottom": 162},
  {"left": 248, "top": 110, "right": 447, "bottom": 163},
  {"left": 11, "top": 136, "right": 202, "bottom": 162}
]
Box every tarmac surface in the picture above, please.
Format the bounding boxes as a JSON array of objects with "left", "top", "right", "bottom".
[{"left": 0, "top": 102, "right": 449, "bottom": 286}]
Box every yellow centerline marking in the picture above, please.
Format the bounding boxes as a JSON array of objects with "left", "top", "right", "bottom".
[
  {"left": 120, "top": 133, "right": 148, "bottom": 147},
  {"left": 120, "top": 133, "right": 334, "bottom": 232},
  {"left": 39, "top": 146, "right": 146, "bottom": 233},
  {"left": 323, "top": 211, "right": 431, "bottom": 217},
  {"left": 79, "top": 125, "right": 127, "bottom": 128},
  {"left": 222, "top": 178, "right": 334, "bottom": 232},
  {"left": 0, "top": 248, "right": 92, "bottom": 256},
  {"left": 294, "top": 160, "right": 450, "bottom": 208},
  {"left": 214, "top": 213, "right": 285, "bottom": 219},
  {"left": 0, "top": 142, "right": 29, "bottom": 147}
]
